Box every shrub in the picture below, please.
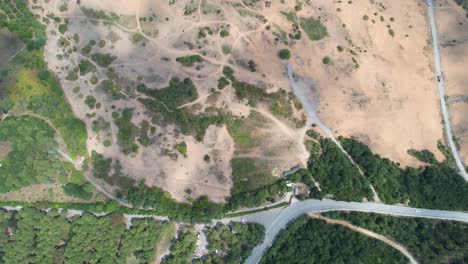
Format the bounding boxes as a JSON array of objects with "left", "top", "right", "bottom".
[
  {"left": 278, "top": 49, "right": 291, "bottom": 60},
  {"left": 217, "top": 77, "right": 229, "bottom": 89},
  {"left": 175, "top": 142, "right": 187, "bottom": 157},
  {"left": 175, "top": 55, "right": 204, "bottom": 66},
  {"left": 220, "top": 29, "right": 230, "bottom": 37},
  {"left": 322, "top": 56, "right": 331, "bottom": 64},
  {"left": 91, "top": 53, "right": 116, "bottom": 67}
]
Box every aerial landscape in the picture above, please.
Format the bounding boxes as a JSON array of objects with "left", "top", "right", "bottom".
[{"left": 0, "top": 0, "right": 467, "bottom": 263}]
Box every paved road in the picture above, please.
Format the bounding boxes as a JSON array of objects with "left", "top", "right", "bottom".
[
  {"left": 427, "top": 0, "right": 468, "bottom": 181},
  {"left": 228, "top": 199, "right": 468, "bottom": 264}
]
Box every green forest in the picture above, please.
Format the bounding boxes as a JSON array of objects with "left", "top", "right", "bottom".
[
  {"left": 0, "top": 208, "right": 169, "bottom": 264},
  {"left": 323, "top": 212, "right": 468, "bottom": 263},
  {"left": 262, "top": 216, "right": 407, "bottom": 263},
  {"left": 338, "top": 137, "right": 468, "bottom": 210},
  {"left": 308, "top": 138, "right": 373, "bottom": 201}
]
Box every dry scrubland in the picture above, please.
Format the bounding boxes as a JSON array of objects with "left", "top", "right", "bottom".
[
  {"left": 434, "top": 0, "right": 468, "bottom": 164},
  {"left": 30, "top": 0, "right": 446, "bottom": 202}
]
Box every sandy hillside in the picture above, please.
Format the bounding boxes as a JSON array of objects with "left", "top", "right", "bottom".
[
  {"left": 28, "top": 0, "right": 450, "bottom": 203},
  {"left": 434, "top": 0, "right": 468, "bottom": 164}
]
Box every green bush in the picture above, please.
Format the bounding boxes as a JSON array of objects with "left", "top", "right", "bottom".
[
  {"left": 322, "top": 56, "right": 331, "bottom": 64},
  {"left": 175, "top": 142, "right": 187, "bottom": 157},
  {"left": 278, "top": 49, "right": 291, "bottom": 60},
  {"left": 217, "top": 77, "right": 229, "bottom": 89},
  {"left": 175, "top": 55, "right": 204, "bottom": 66},
  {"left": 220, "top": 29, "right": 230, "bottom": 37},
  {"left": 223, "top": 66, "right": 236, "bottom": 81},
  {"left": 407, "top": 149, "right": 438, "bottom": 164}
]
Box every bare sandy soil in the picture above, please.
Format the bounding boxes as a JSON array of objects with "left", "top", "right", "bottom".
[
  {"left": 0, "top": 141, "right": 12, "bottom": 160},
  {"left": 290, "top": 0, "right": 444, "bottom": 166},
  {"left": 434, "top": 0, "right": 468, "bottom": 164},
  {"left": 29, "top": 0, "right": 448, "bottom": 202}
]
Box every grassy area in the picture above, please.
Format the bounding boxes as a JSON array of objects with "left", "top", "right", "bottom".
[
  {"left": 231, "top": 158, "right": 276, "bottom": 194},
  {"left": 227, "top": 119, "right": 257, "bottom": 149},
  {"left": 300, "top": 17, "right": 328, "bottom": 41}
]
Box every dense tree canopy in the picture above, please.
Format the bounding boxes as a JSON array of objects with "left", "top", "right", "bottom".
[
  {"left": 262, "top": 216, "right": 407, "bottom": 264},
  {"left": 0, "top": 208, "right": 169, "bottom": 264},
  {"left": 324, "top": 212, "right": 468, "bottom": 263}
]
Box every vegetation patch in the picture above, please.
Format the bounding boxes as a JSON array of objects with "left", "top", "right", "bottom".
[
  {"left": 407, "top": 149, "right": 437, "bottom": 164},
  {"left": 308, "top": 138, "right": 373, "bottom": 201},
  {"left": 323, "top": 212, "right": 468, "bottom": 263},
  {"left": 339, "top": 137, "right": 468, "bottom": 210},
  {"left": 0, "top": 208, "right": 169, "bottom": 263},
  {"left": 162, "top": 227, "right": 197, "bottom": 264},
  {"left": 175, "top": 142, "right": 188, "bottom": 157},
  {"left": 194, "top": 222, "right": 265, "bottom": 264},
  {"left": 300, "top": 17, "right": 328, "bottom": 41},
  {"left": 0, "top": 116, "right": 74, "bottom": 192},
  {"left": 278, "top": 49, "right": 291, "bottom": 60},
  {"left": 175, "top": 55, "right": 204, "bottom": 67},
  {"left": 0, "top": 1, "right": 46, "bottom": 49},
  {"left": 262, "top": 216, "right": 407, "bottom": 263},
  {"left": 137, "top": 78, "right": 198, "bottom": 110},
  {"left": 4, "top": 52, "right": 86, "bottom": 156},
  {"left": 91, "top": 52, "right": 116, "bottom": 67},
  {"left": 217, "top": 77, "right": 229, "bottom": 89},
  {"left": 114, "top": 109, "right": 139, "bottom": 155}
]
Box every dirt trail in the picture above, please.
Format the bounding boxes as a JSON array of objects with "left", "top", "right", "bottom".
[{"left": 309, "top": 213, "right": 418, "bottom": 264}]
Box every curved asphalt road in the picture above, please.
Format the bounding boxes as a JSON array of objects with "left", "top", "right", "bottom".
[
  {"left": 231, "top": 199, "right": 468, "bottom": 264},
  {"left": 427, "top": 0, "right": 468, "bottom": 180}
]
